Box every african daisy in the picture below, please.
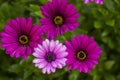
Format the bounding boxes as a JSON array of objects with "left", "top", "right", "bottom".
[
  {"left": 1, "top": 17, "right": 43, "bottom": 59},
  {"left": 40, "top": 0, "right": 80, "bottom": 39},
  {"left": 66, "top": 34, "right": 102, "bottom": 73},
  {"left": 33, "top": 39, "right": 68, "bottom": 74}
]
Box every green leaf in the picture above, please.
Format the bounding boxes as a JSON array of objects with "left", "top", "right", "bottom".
[
  {"left": 104, "top": 75, "right": 115, "bottom": 80},
  {"left": 93, "top": 75, "right": 101, "bottom": 80},
  {"left": 23, "top": 69, "right": 33, "bottom": 79},
  {"left": 105, "top": 61, "right": 115, "bottom": 70},
  {"left": 94, "top": 21, "right": 102, "bottom": 29},
  {"left": 29, "top": 4, "right": 43, "bottom": 18},
  {"left": 106, "top": 20, "right": 115, "bottom": 27},
  {"left": 8, "top": 64, "right": 21, "bottom": 74},
  {"left": 69, "top": 70, "right": 79, "bottom": 80}
]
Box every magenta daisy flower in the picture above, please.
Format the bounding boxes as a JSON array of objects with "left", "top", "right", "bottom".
[
  {"left": 33, "top": 39, "right": 68, "bottom": 74},
  {"left": 40, "top": 0, "right": 80, "bottom": 39},
  {"left": 84, "top": 0, "right": 104, "bottom": 4},
  {"left": 1, "top": 17, "right": 43, "bottom": 59},
  {"left": 66, "top": 34, "right": 102, "bottom": 73}
]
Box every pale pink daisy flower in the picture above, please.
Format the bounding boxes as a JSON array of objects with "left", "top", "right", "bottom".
[{"left": 33, "top": 39, "right": 68, "bottom": 74}]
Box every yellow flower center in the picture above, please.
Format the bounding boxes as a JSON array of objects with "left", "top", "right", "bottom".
[
  {"left": 54, "top": 16, "right": 63, "bottom": 26},
  {"left": 19, "top": 35, "right": 29, "bottom": 45},
  {"left": 77, "top": 51, "right": 86, "bottom": 61}
]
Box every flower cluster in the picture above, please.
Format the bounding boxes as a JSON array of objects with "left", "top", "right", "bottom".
[{"left": 0, "top": 0, "right": 103, "bottom": 74}]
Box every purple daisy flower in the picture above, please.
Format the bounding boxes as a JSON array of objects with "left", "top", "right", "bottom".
[
  {"left": 65, "top": 34, "right": 102, "bottom": 73},
  {"left": 33, "top": 39, "right": 68, "bottom": 74},
  {"left": 1, "top": 17, "right": 43, "bottom": 59},
  {"left": 40, "top": 0, "right": 80, "bottom": 39},
  {"left": 84, "top": 0, "right": 104, "bottom": 4}
]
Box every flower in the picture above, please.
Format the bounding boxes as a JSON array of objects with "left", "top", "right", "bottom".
[
  {"left": 40, "top": 0, "right": 80, "bottom": 39},
  {"left": 33, "top": 39, "right": 68, "bottom": 74},
  {"left": 1, "top": 17, "right": 43, "bottom": 59},
  {"left": 84, "top": 0, "right": 104, "bottom": 4},
  {"left": 65, "top": 34, "right": 102, "bottom": 73}
]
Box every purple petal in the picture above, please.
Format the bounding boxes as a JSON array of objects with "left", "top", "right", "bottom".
[
  {"left": 86, "top": 42, "right": 97, "bottom": 52},
  {"left": 21, "top": 17, "right": 27, "bottom": 33},
  {"left": 81, "top": 35, "right": 89, "bottom": 49},
  {"left": 68, "top": 65, "right": 73, "bottom": 70},
  {"left": 26, "top": 46, "right": 32, "bottom": 55},
  {"left": 40, "top": 18, "right": 52, "bottom": 25},
  {"left": 4, "top": 26, "right": 18, "bottom": 37},
  {"left": 82, "top": 63, "right": 89, "bottom": 73},
  {"left": 65, "top": 41, "right": 75, "bottom": 52},
  {"left": 10, "top": 47, "right": 22, "bottom": 58},
  {"left": 8, "top": 20, "right": 21, "bottom": 33},
  {"left": 51, "top": 0, "right": 59, "bottom": 13},
  {"left": 66, "top": 58, "right": 76, "bottom": 65},
  {"left": 64, "top": 4, "right": 76, "bottom": 17},
  {"left": 25, "top": 17, "right": 32, "bottom": 34},
  {"left": 71, "top": 36, "right": 80, "bottom": 51},
  {"left": 60, "top": 0, "right": 68, "bottom": 13}
]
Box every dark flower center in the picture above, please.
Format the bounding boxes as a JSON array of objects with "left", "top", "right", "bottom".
[
  {"left": 45, "top": 53, "right": 55, "bottom": 62},
  {"left": 77, "top": 51, "right": 86, "bottom": 61},
  {"left": 19, "top": 35, "right": 29, "bottom": 45},
  {"left": 54, "top": 16, "right": 63, "bottom": 26}
]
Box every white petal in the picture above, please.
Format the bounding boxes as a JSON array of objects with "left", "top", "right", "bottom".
[
  {"left": 38, "top": 61, "right": 47, "bottom": 68},
  {"left": 52, "top": 61, "right": 57, "bottom": 68},
  {"left": 50, "top": 66, "right": 56, "bottom": 73},
  {"left": 49, "top": 40, "right": 55, "bottom": 52},
  {"left": 57, "top": 45, "right": 66, "bottom": 53},
  {"left": 55, "top": 40, "right": 59, "bottom": 46},
  {"left": 53, "top": 61, "right": 63, "bottom": 69},
  {"left": 33, "top": 58, "right": 45, "bottom": 63},
  {"left": 56, "top": 52, "right": 68, "bottom": 58},
  {"left": 34, "top": 47, "right": 45, "bottom": 54},
  {"left": 46, "top": 64, "right": 51, "bottom": 74},
  {"left": 35, "top": 63, "right": 39, "bottom": 67},
  {"left": 33, "top": 52, "right": 44, "bottom": 58},
  {"left": 57, "top": 63, "right": 62, "bottom": 69},
  {"left": 42, "top": 67, "right": 47, "bottom": 74},
  {"left": 38, "top": 44, "right": 46, "bottom": 53},
  {"left": 42, "top": 39, "right": 49, "bottom": 52},
  {"left": 56, "top": 58, "right": 67, "bottom": 66},
  {"left": 54, "top": 43, "right": 62, "bottom": 53}
]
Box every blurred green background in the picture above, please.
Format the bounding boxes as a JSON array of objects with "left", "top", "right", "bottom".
[{"left": 0, "top": 0, "right": 120, "bottom": 80}]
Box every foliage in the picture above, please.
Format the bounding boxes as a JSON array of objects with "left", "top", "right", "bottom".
[{"left": 0, "top": 0, "right": 120, "bottom": 80}]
